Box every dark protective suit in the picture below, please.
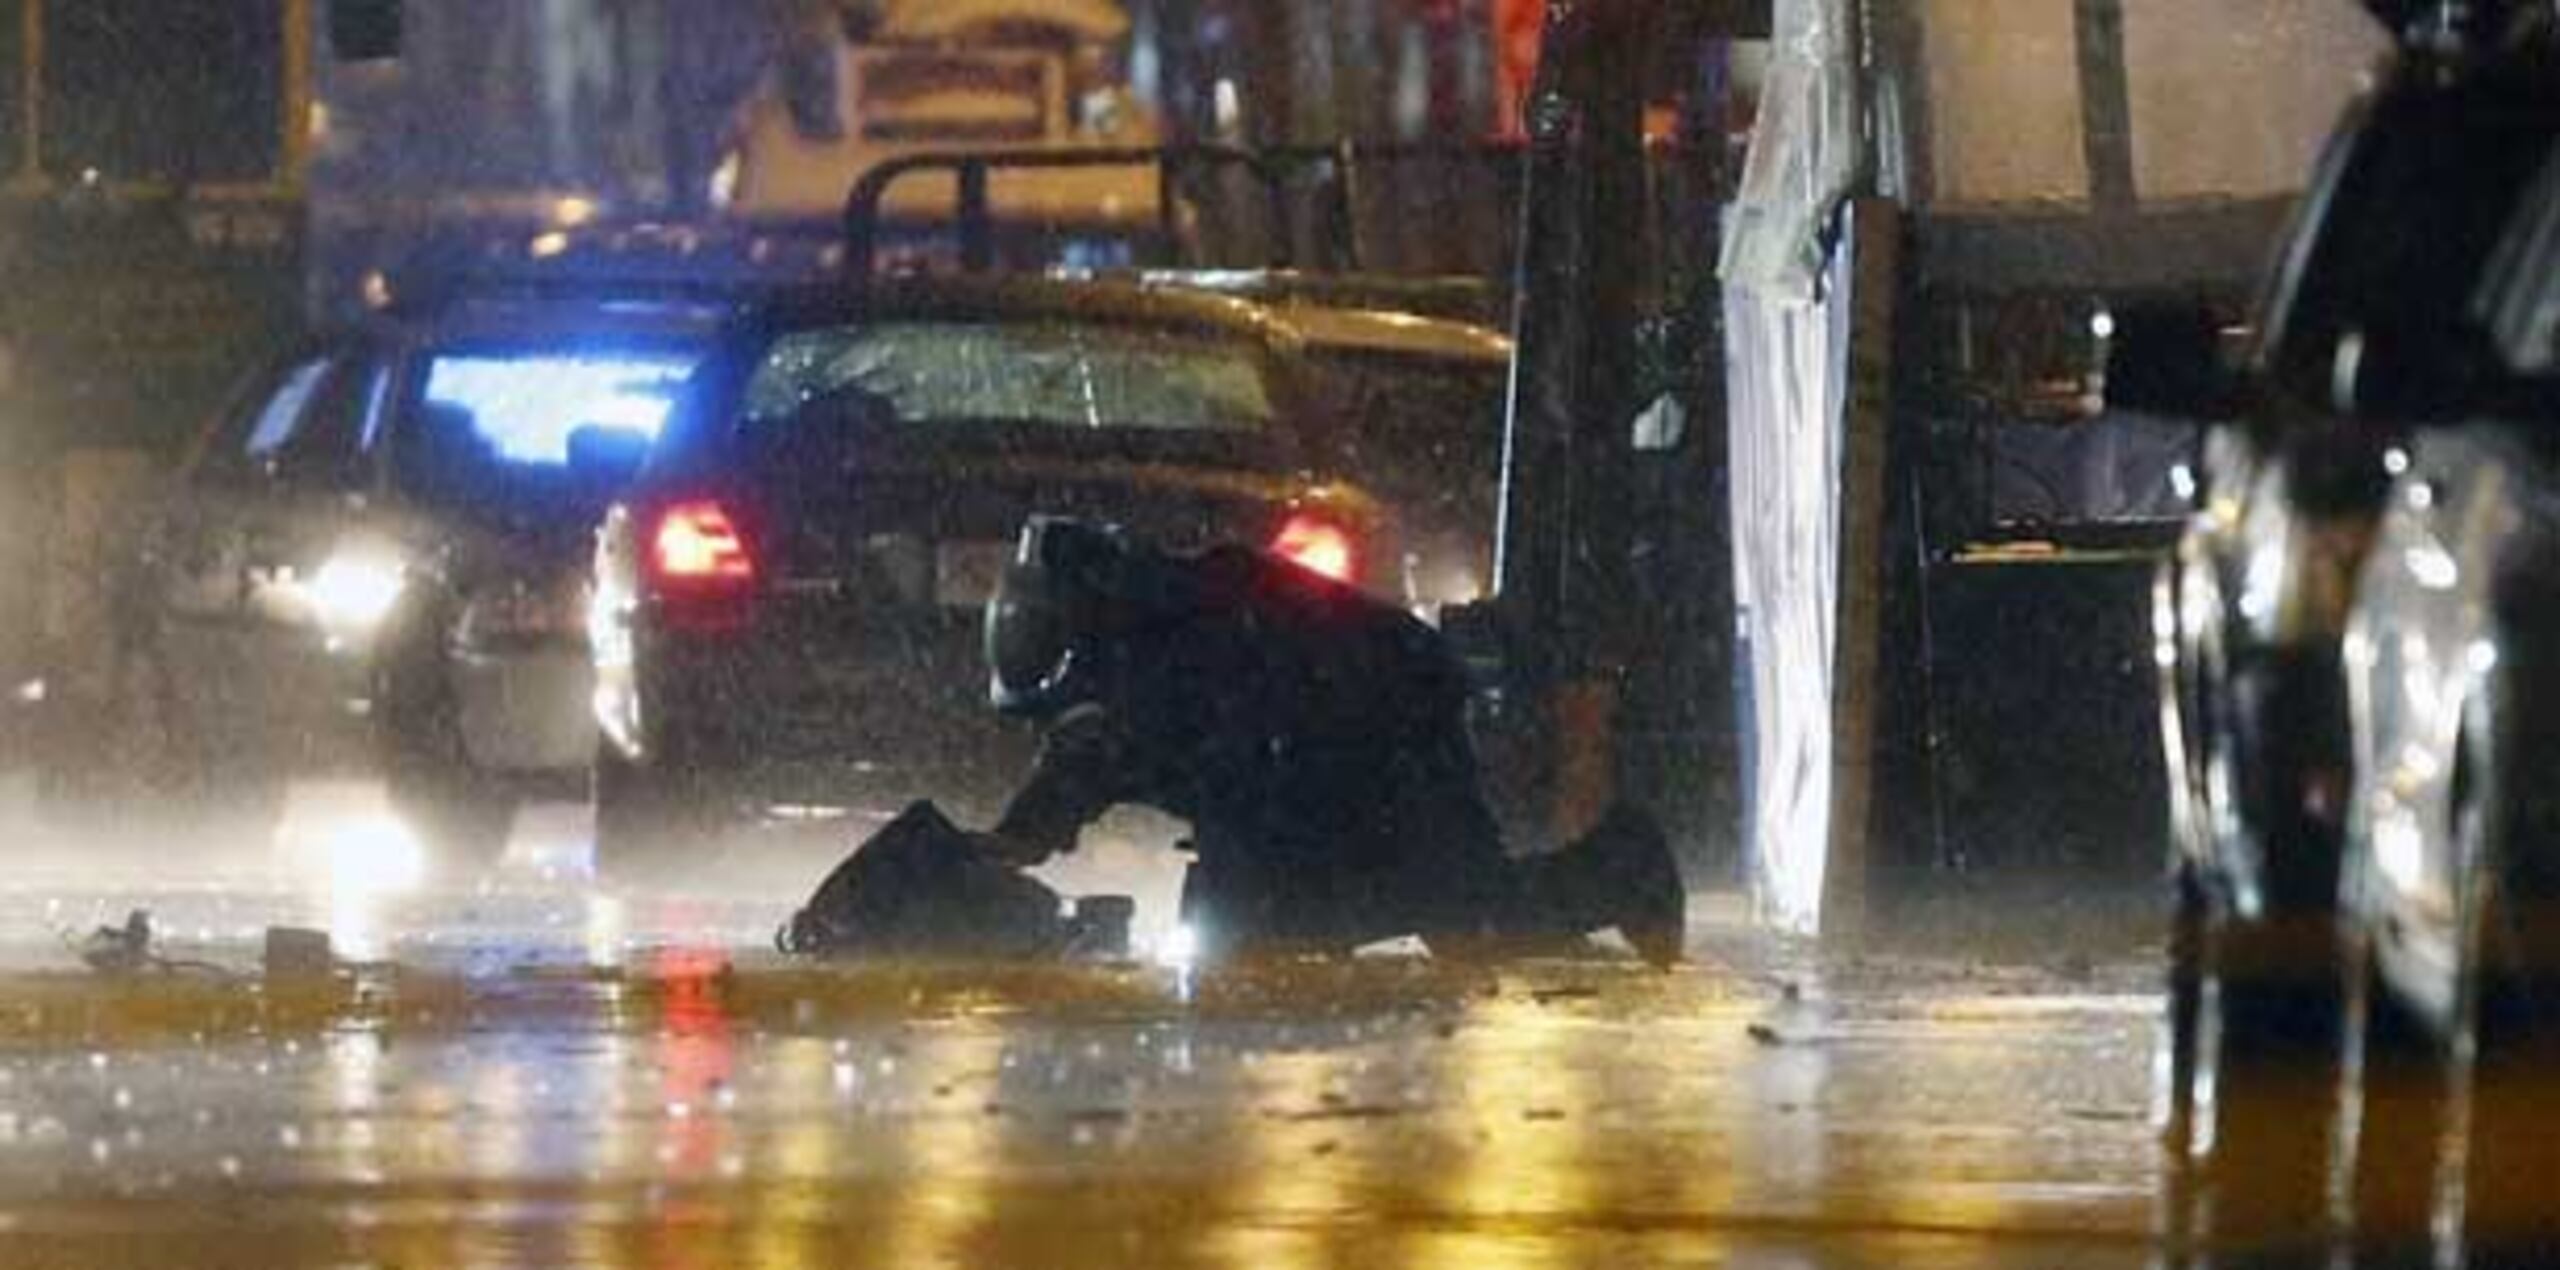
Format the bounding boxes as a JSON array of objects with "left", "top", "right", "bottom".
[{"left": 985, "top": 524, "right": 1681, "bottom": 961}]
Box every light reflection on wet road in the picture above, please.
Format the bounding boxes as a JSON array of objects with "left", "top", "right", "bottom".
[{"left": 0, "top": 799, "right": 2168, "bottom": 1268}]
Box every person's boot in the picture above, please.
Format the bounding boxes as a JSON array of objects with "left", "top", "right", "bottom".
[{"left": 1561, "top": 804, "right": 1687, "bottom": 966}]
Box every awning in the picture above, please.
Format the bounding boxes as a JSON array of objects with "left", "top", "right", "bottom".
[{"left": 878, "top": 0, "right": 1130, "bottom": 44}]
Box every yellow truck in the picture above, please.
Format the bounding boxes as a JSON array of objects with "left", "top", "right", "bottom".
[{"left": 713, "top": 0, "right": 1161, "bottom": 237}]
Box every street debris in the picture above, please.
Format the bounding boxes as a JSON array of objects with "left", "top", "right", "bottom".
[{"left": 68, "top": 911, "right": 228, "bottom": 977}]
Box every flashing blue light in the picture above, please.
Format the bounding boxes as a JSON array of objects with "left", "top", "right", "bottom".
[{"left": 423, "top": 352, "right": 697, "bottom": 465}]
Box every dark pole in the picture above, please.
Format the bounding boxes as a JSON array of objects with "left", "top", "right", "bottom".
[
  {"left": 1493, "top": 0, "right": 1653, "bottom": 837},
  {"left": 1250, "top": 0, "right": 1298, "bottom": 144},
  {"left": 2073, "top": 0, "right": 2136, "bottom": 214}
]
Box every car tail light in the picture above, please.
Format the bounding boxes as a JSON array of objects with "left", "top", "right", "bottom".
[
  {"left": 1270, "top": 513, "right": 1357, "bottom": 584},
  {"left": 652, "top": 500, "right": 755, "bottom": 583},
  {"left": 644, "top": 498, "right": 758, "bottom": 633}
]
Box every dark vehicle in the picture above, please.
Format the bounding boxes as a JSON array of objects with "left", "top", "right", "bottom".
[
  {"left": 43, "top": 291, "right": 727, "bottom": 865},
  {"left": 1263, "top": 301, "right": 1510, "bottom": 621},
  {"left": 588, "top": 277, "right": 1392, "bottom": 868},
  {"left": 2331, "top": 23, "right": 2560, "bottom": 1260},
  {"left": 2118, "top": 3, "right": 2560, "bottom": 1255},
  {"left": 1127, "top": 272, "right": 1512, "bottom": 620}
]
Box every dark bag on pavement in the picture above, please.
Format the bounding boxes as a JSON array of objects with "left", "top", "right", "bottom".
[{"left": 779, "top": 800, "right": 1071, "bottom": 959}]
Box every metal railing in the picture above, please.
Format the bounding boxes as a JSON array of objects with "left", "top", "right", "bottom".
[{"left": 838, "top": 140, "right": 1527, "bottom": 284}]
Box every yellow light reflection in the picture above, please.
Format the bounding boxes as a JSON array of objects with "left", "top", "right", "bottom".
[
  {"left": 272, "top": 780, "right": 425, "bottom": 961},
  {"left": 875, "top": 1029, "right": 1002, "bottom": 1270},
  {"left": 1217, "top": 1041, "right": 1362, "bottom": 1270},
  {"left": 467, "top": 1058, "right": 530, "bottom": 1184},
  {"left": 1418, "top": 994, "right": 1595, "bottom": 1270},
  {"left": 744, "top": 1036, "right": 839, "bottom": 1270},
  {"left": 324, "top": 1031, "right": 385, "bottom": 1178}
]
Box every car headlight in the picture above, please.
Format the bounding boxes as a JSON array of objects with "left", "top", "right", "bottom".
[{"left": 310, "top": 549, "right": 407, "bottom": 639}]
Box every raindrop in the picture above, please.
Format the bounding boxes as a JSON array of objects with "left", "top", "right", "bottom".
[
  {"left": 88, "top": 1138, "right": 110, "bottom": 1164},
  {"left": 278, "top": 1125, "right": 302, "bottom": 1149},
  {"left": 218, "top": 1156, "right": 240, "bottom": 1179}
]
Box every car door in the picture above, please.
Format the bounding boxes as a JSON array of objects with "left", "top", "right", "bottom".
[
  {"left": 234, "top": 345, "right": 399, "bottom": 765},
  {"left": 150, "top": 347, "right": 339, "bottom": 723},
  {"left": 153, "top": 342, "right": 388, "bottom": 766}
]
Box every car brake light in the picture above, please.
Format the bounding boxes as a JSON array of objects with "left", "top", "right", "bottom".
[
  {"left": 1271, "top": 513, "right": 1357, "bottom": 584},
  {"left": 652, "top": 500, "right": 754, "bottom": 583}
]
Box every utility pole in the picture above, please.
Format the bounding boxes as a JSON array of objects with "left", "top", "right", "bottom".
[{"left": 1494, "top": 0, "right": 1652, "bottom": 839}]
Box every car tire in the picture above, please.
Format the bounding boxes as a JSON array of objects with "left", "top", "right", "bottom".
[
  {"left": 378, "top": 673, "right": 517, "bottom": 873},
  {"left": 2162, "top": 860, "right": 2207, "bottom": 1160},
  {"left": 2184, "top": 920, "right": 2346, "bottom": 1259},
  {"left": 2341, "top": 937, "right": 2445, "bottom": 1262},
  {"left": 2440, "top": 682, "right": 2560, "bottom": 1265},
  {"left": 383, "top": 726, "right": 518, "bottom": 872},
  {"left": 592, "top": 740, "right": 727, "bottom": 885},
  {"left": 372, "top": 608, "right": 517, "bottom": 871}
]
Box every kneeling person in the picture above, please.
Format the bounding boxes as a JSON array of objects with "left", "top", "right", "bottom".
[{"left": 977, "top": 517, "right": 1683, "bottom": 964}]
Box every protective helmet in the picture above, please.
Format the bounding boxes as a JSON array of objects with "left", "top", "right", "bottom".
[{"left": 985, "top": 517, "right": 1125, "bottom": 716}]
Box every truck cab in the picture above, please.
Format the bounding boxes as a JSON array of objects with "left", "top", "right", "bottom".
[{"left": 714, "top": 0, "right": 1160, "bottom": 237}]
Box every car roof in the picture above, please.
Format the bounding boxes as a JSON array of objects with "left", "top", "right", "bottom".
[
  {"left": 1112, "top": 268, "right": 1511, "bottom": 362},
  {"left": 417, "top": 299, "right": 742, "bottom": 345},
  {"left": 742, "top": 275, "right": 1295, "bottom": 346},
  {"left": 1264, "top": 304, "right": 1512, "bottom": 363}
]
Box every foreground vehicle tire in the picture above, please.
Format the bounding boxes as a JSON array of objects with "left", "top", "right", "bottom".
[
  {"left": 2339, "top": 674, "right": 2560, "bottom": 1265},
  {"left": 2445, "top": 875, "right": 2560, "bottom": 1266},
  {"left": 2440, "top": 687, "right": 2560, "bottom": 1264},
  {"left": 381, "top": 693, "right": 518, "bottom": 871},
  {"left": 2341, "top": 938, "right": 2445, "bottom": 1262},
  {"left": 2177, "top": 919, "right": 2347, "bottom": 1260},
  {"left": 372, "top": 611, "right": 517, "bottom": 871},
  {"left": 2164, "top": 862, "right": 2207, "bottom": 1144},
  {"left": 592, "top": 741, "right": 729, "bottom": 884}
]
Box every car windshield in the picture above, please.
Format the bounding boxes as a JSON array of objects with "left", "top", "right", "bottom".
[
  {"left": 396, "top": 346, "right": 701, "bottom": 517},
  {"left": 740, "top": 320, "right": 1274, "bottom": 436},
  {"left": 1305, "top": 348, "right": 1504, "bottom": 516}
]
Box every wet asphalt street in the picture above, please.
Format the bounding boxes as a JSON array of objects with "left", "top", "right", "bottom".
[{"left": 0, "top": 779, "right": 2171, "bottom": 1269}]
